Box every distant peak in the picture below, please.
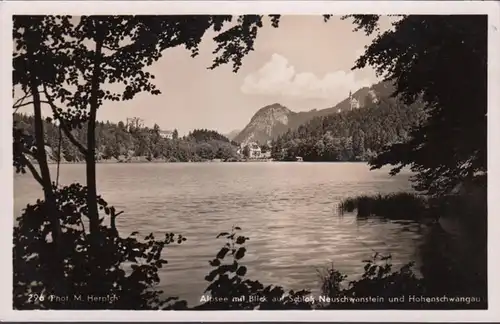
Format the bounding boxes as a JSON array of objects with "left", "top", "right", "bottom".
[
  {"left": 252, "top": 103, "right": 292, "bottom": 119},
  {"left": 263, "top": 103, "right": 286, "bottom": 109}
]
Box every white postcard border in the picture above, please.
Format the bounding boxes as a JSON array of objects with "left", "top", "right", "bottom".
[{"left": 1, "top": 1, "right": 499, "bottom": 322}]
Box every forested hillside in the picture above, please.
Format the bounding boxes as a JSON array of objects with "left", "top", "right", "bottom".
[
  {"left": 270, "top": 95, "right": 426, "bottom": 162},
  {"left": 13, "top": 114, "right": 240, "bottom": 163},
  {"left": 234, "top": 81, "right": 396, "bottom": 145}
]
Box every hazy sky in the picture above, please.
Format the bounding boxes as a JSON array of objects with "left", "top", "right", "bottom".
[{"left": 18, "top": 15, "right": 395, "bottom": 136}]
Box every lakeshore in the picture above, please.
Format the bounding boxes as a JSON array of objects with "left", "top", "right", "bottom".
[{"left": 42, "top": 157, "right": 276, "bottom": 164}]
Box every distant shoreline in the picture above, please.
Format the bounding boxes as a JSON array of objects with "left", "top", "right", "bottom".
[
  {"left": 27, "top": 155, "right": 373, "bottom": 165},
  {"left": 43, "top": 159, "right": 276, "bottom": 165},
  {"left": 37, "top": 159, "right": 369, "bottom": 165}
]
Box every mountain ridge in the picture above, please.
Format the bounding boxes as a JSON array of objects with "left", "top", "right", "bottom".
[{"left": 234, "top": 81, "right": 395, "bottom": 145}]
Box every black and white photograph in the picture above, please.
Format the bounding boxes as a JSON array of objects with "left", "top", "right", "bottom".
[{"left": 3, "top": 0, "right": 499, "bottom": 321}]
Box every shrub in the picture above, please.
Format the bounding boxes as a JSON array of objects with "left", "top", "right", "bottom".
[
  {"left": 196, "top": 226, "right": 313, "bottom": 310},
  {"left": 13, "top": 183, "right": 187, "bottom": 310},
  {"left": 316, "top": 254, "right": 426, "bottom": 309},
  {"left": 196, "top": 228, "right": 428, "bottom": 310}
]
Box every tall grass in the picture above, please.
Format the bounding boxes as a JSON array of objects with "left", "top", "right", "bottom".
[{"left": 338, "top": 192, "right": 428, "bottom": 220}]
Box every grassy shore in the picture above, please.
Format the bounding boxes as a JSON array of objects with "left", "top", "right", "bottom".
[{"left": 338, "top": 192, "right": 430, "bottom": 221}]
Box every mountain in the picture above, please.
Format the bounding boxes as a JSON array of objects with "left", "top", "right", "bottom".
[
  {"left": 225, "top": 129, "right": 241, "bottom": 140},
  {"left": 233, "top": 103, "right": 294, "bottom": 145},
  {"left": 270, "top": 93, "right": 425, "bottom": 162},
  {"left": 234, "top": 81, "right": 395, "bottom": 145}
]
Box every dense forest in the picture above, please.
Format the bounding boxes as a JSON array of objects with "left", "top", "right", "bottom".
[
  {"left": 270, "top": 95, "right": 426, "bottom": 162},
  {"left": 13, "top": 113, "right": 240, "bottom": 163}
]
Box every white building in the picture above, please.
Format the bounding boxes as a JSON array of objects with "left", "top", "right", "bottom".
[
  {"left": 249, "top": 142, "right": 261, "bottom": 159},
  {"left": 349, "top": 91, "right": 360, "bottom": 110},
  {"left": 241, "top": 142, "right": 262, "bottom": 158}
]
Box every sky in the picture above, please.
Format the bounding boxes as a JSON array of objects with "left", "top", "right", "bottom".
[{"left": 16, "top": 15, "right": 395, "bottom": 136}]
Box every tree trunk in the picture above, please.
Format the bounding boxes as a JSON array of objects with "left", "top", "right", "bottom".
[
  {"left": 87, "top": 36, "right": 104, "bottom": 235},
  {"left": 27, "top": 43, "right": 62, "bottom": 245},
  {"left": 26, "top": 36, "right": 65, "bottom": 296}
]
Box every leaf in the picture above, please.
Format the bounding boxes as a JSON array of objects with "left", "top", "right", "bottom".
[
  {"left": 235, "top": 247, "right": 246, "bottom": 260},
  {"left": 216, "top": 247, "right": 230, "bottom": 260},
  {"left": 236, "top": 266, "right": 247, "bottom": 276},
  {"left": 216, "top": 232, "right": 229, "bottom": 238},
  {"left": 204, "top": 269, "right": 218, "bottom": 282},
  {"left": 235, "top": 236, "right": 246, "bottom": 244},
  {"left": 209, "top": 259, "right": 221, "bottom": 267}
]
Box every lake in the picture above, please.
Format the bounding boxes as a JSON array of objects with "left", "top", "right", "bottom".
[{"left": 14, "top": 162, "right": 424, "bottom": 306}]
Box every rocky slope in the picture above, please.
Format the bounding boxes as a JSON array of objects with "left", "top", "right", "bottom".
[
  {"left": 233, "top": 103, "right": 294, "bottom": 145},
  {"left": 235, "top": 81, "right": 395, "bottom": 145}
]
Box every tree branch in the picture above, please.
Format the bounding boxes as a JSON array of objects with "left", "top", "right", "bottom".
[
  {"left": 20, "top": 148, "right": 44, "bottom": 187},
  {"left": 110, "top": 207, "right": 123, "bottom": 236},
  {"left": 22, "top": 147, "right": 36, "bottom": 158},
  {"left": 102, "top": 44, "right": 118, "bottom": 52},
  {"left": 79, "top": 217, "right": 87, "bottom": 235},
  {"left": 42, "top": 84, "right": 89, "bottom": 155},
  {"left": 13, "top": 89, "right": 32, "bottom": 106},
  {"left": 13, "top": 100, "right": 52, "bottom": 110}
]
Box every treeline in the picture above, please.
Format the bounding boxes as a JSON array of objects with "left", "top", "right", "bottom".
[
  {"left": 188, "top": 129, "right": 239, "bottom": 146},
  {"left": 13, "top": 114, "right": 240, "bottom": 162},
  {"left": 270, "top": 96, "right": 426, "bottom": 162}
]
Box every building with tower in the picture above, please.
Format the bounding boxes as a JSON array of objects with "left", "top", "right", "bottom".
[{"left": 349, "top": 91, "right": 360, "bottom": 110}]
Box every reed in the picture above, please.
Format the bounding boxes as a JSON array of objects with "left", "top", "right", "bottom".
[{"left": 338, "top": 192, "right": 428, "bottom": 220}]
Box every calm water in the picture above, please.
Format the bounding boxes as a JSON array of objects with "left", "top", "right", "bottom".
[{"left": 14, "top": 162, "right": 423, "bottom": 306}]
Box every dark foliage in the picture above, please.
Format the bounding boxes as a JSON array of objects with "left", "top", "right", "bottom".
[
  {"left": 13, "top": 15, "right": 285, "bottom": 139},
  {"left": 13, "top": 183, "right": 188, "bottom": 310},
  {"left": 346, "top": 15, "right": 487, "bottom": 195},
  {"left": 194, "top": 228, "right": 484, "bottom": 310},
  {"left": 419, "top": 220, "right": 487, "bottom": 303},
  {"left": 316, "top": 254, "right": 426, "bottom": 310},
  {"left": 196, "top": 226, "right": 313, "bottom": 310},
  {"left": 13, "top": 120, "right": 37, "bottom": 176}
]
